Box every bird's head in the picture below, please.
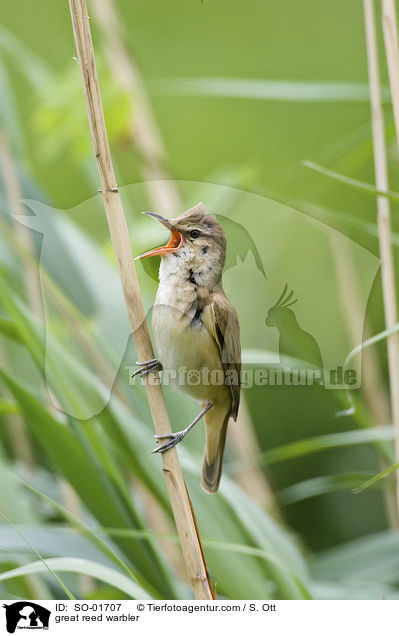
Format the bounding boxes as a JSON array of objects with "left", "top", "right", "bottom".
[{"left": 136, "top": 203, "right": 227, "bottom": 287}]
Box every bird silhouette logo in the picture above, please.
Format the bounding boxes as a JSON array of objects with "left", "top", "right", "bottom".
[{"left": 266, "top": 284, "right": 324, "bottom": 371}]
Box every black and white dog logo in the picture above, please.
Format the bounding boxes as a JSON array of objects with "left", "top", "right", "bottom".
[{"left": 2, "top": 603, "right": 50, "bottom": 633}]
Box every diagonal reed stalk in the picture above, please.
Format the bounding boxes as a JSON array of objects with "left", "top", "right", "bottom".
[
  {"left": 89, "top": 0, "right": 185, "bottom": 574},
  {"left": 382, "top": 0, "right": 399, "bottom": 145},
  {"left": 363, "top": 0, "right": 399, "bottom": 515},
  {"left": 68, "top": 0, "right": 214, "bottom": 599}
]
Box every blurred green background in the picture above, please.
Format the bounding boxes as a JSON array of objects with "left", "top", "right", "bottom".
[{"left": 0, "top": 0, "right": 399, "bottom": 600}]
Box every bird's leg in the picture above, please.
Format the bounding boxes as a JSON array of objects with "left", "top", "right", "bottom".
[
  {"left": 132, "top": 358, "right": 163, "bottom": 378},
  {"left": 152, "top": 401, "right": 214, "bottom": 454}
]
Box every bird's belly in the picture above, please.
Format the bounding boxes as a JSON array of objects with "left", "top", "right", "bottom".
[{"left": 152, "top": 303, "right": 225, "bottom": 402}]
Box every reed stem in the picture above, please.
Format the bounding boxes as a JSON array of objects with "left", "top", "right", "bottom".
[
  {"left": 363, "top": 0, "right": 399, "bottom": 515},
  {"left": 68, "top": 0, "right": 214, "bottom": 599}
]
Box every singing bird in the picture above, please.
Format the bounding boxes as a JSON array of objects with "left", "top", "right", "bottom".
[{"left": 135, "top": 203, "right": 241, "bottom": 493}]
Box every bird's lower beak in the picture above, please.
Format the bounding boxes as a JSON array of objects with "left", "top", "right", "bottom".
[{"left": 135, "top": 212, "right": 185, "bottom": 259}]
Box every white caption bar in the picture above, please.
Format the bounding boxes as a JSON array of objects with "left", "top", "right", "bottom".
[{"left": 0, "top": 600, "right": 397, "bottom": 635}]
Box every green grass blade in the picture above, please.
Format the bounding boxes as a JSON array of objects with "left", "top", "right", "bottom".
[
  {"left": 296, "top": 200, "right": 399, "bottom": 247},
  {"left": 311, "top": 530, "right": 399, "bottom": 583},
  {"left": 344, "top": 324, "right": 399, "bottom": 368},
  {"left": 0, "top": 558, "right": 151, "bottom": 599},
  {"left": 153, "top": 77, "right": 390, "bottom": 103},
  {"left": 0, "top": 511, "right": 75, "bottom": 600},
  {"left": 353, "top": 463, "right": 399, "bottom": 494},
  {"left": 278, "top": 472, "right": 382, "bottom": 505},
  {"left": 12, "top": 474, "right": 150, "bottom": 587},
  {"left": 302, "top": 160, "right": 399, "bottom": 201},
  {"left": 226, "top": 426, "right": 394, "bottom": 473},
  {"left": 221, "top": 481, "right": 311, "bottom": 599}
]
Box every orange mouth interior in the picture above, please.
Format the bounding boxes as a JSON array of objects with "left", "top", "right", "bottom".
[
  {"left": 168, "top": 229, "right": 184, "bottom": 250},
  {"left": 136, "top": 227, "right": 184, "bottom": 259}
]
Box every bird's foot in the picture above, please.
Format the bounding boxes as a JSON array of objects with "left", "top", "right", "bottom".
[
  {"left": 151, "top": 431, "right": 185, "bottom": 454},
  {"left": 131, "top": 358, "right": 163, "bottom": 378},
  {"left": 151, "top": 402, "right": 214, "bottom": 454}
]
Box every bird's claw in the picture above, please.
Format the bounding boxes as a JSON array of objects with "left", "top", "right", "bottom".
[
  {"left": 151, "top": 431, "right": 185, "bottom": 454},
  {"left": 131, "top": 358, "right": 162, "bottom": 378}
]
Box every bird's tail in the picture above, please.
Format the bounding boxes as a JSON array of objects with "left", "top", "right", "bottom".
[{"left": 201, "top": 402, "right": 230, "bottom": 494}]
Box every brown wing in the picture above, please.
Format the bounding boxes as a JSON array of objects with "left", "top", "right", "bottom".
[{"left": 208, "top": 291, "right": 241, "bottom": 420}]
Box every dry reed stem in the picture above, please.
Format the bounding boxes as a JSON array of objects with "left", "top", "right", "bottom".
[
  {"left": 68, "top": 0, "right": 214, "bottom": 599},
  {"left": 364, "top": 0, "right": 399, "bottom": 514},
  {"left": 89, "top": 1, "right": 184, "bottom": 569},
  {"left": 382, "top": 0, "right": 399, "bottom": 145}
]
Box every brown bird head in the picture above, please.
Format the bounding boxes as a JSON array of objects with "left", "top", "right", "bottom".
[{"left": 136, "top": 203, "right": 227, "bottom": 288}]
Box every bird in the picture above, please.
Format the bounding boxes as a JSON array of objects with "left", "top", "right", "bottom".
[{"left": 134, "top": 202, "right": 241, "bottom": 494}]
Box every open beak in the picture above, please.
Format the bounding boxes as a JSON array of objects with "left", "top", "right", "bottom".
[{"left": 135, "top": 212, "right": 185, "bottom": 259}]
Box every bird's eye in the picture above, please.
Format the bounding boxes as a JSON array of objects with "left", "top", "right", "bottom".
[{"left": 190, "top": 229, "right": 200, "bottom": 239}]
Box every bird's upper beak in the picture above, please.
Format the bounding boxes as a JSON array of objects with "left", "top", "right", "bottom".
[{"left": 135, "top": 212, "right": 185, "bottom": 259}]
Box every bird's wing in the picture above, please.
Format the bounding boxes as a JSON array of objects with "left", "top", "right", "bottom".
[{"left": 203, "top": 290, "right": 241, "bottom": 420}]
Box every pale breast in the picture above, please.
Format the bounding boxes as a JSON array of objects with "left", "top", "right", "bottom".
[{"left": 152, "top": 283, "right": 225, "bottom": 401}]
